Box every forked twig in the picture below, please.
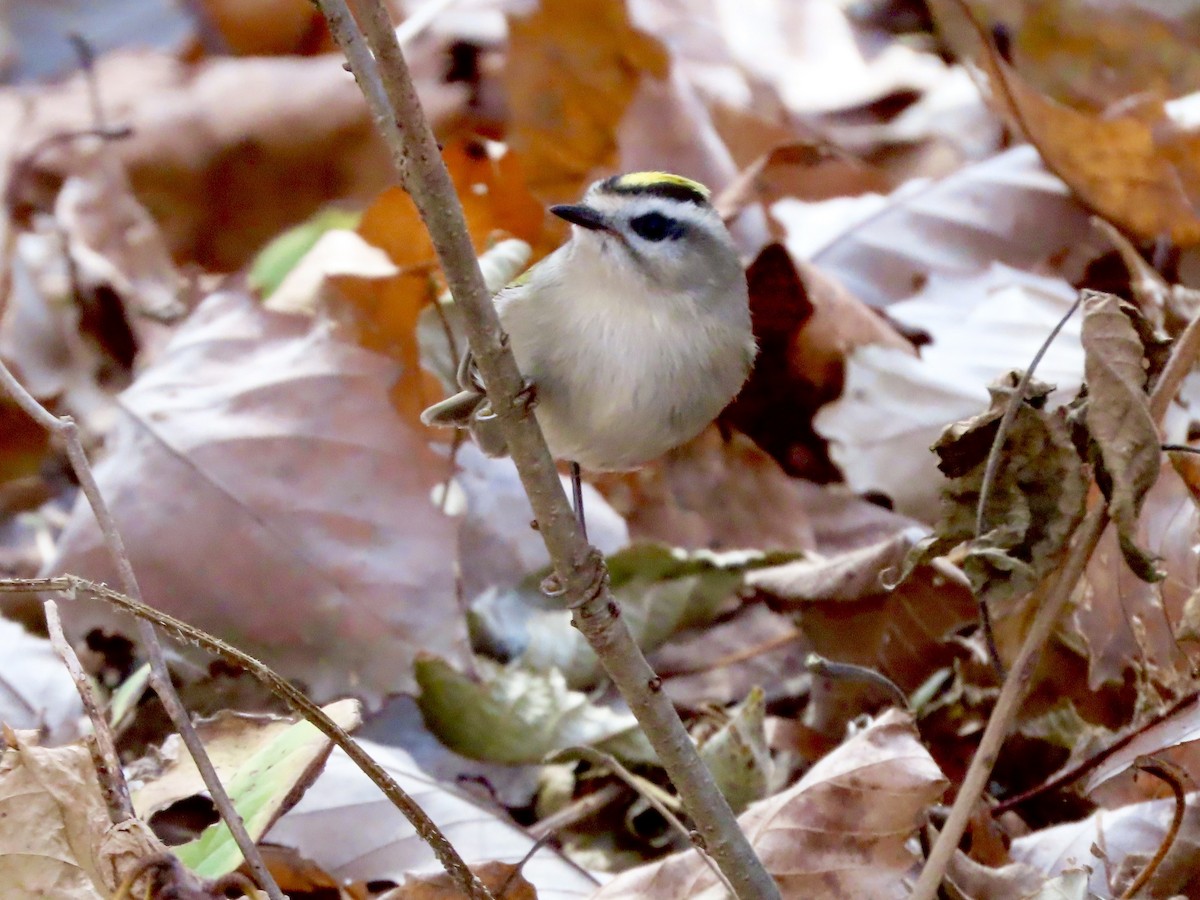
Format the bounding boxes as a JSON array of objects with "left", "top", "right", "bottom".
[
  {"left": 0, "top": 360, "right": 283, "bottom": 900},
  {"left": 0, "top": 574, "right": 490, "bottom": 900}
]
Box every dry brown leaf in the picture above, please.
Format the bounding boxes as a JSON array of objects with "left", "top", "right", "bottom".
[
  {"left": 592, "top": 428, "right": 818, "bottom": 552},
  {"left": 505, "top": 0, "right": 669, "bottom": 203},
  {"left": 41, "top": 290, "right": 466, "bottom": 703},
  {"left": 2, "top": 49, "right": 462, "bottom": 271},
  {"left": 963, "top": 11, "right": 1200, "bottom": 245},
  {"left": 930, "top": 0, "right": 1200, "bottom": 114},
  {"left": 384, "top": 861, "right": 537, "bottom": 899},
  {"left": 200, "top": 0, "right": 331, "bottom": 56},
  {"left": 748, "top": 531, "right": 976, "bottom": 735},
  {"left": 1075, "top": 460, "right": 1200, "bottom": 691},
  {"left": 591, "top": 709, "right": 947, "bottom": 899},
  {"left": 0, "top": 726, "right": 166, "bottom": 898},
  {"left": 723, "top": 242, "right": 912, "bottom": 483},
  {"left": 1078, "top": 291, "right": 1162, "bottom": 580}
]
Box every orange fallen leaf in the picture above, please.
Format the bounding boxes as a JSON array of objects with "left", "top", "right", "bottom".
[{"left": 505, "top": 0, "right": 669, "bottom": 202}]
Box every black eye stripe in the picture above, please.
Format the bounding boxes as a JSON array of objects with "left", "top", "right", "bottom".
[{"left": 629, "top": 212, "right": 685, "bottom": 242}]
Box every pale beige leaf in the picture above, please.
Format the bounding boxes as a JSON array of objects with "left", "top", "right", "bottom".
[
  {"left": 788, "top": 145, "right": 1094, "bottom": 308},
  {"left": 266, "top": 737, "right": 599, "bottom": 900},
  {"left": 815, "top": 264, "right": 1084, "bottom": 519},
  {"left": 590, "top": 709, "right": 946, "bottom": 899},
  {"left": 0, "top": 729, "right": 165, "bottom": 898},
  {"left": 0, "top": 616, "right": 83, "bottom": 744},
  {"left": 1011, "top": 789, "right": 1200, "bottom": 898}
]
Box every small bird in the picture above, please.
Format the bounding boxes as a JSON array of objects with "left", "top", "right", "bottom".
[{"left": 422, "top": 172, "right": 756, "bottom": 533}]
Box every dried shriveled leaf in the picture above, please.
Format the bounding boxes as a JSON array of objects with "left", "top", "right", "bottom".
[
  {"left": 0, "top": 727, "right": 165, "bottom": 898},
  {"left": 55, "top": 146, "right": 183, "bottom": 322},
  {"left": 1078, "top": 290, "right": 1162, "bottom": 581},
  {"left": 591, "top": 709, "right": 946, "bottom": 899},
  {"left": 791, "top": 145, "right": 1094, "bottom": 308},
  {"left": 900, "top": 373, "right": 1087, "bottom": 660},
  {"left": 43, "top": 291, "right": 466, "bottom": 703},
  {"left": 415, "top": 657, "right": 655, "bottom": 766},
  {"left": 505, "top": 0, "right": 669, "bottom": 202},
  {"left": 265, "top": 738, "right": 599, "bottom": 900}
]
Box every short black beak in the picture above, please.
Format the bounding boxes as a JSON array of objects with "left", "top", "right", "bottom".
[{"left": 550, "top": 204, "right": 610, "bottom": 231}]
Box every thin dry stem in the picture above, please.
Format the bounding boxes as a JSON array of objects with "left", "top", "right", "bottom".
[
  {"left": 911, "top": 302, "right": 1200, "bottom": 900},
  {"left": 973, "top": 293, "right": 1082, "bottom": 675},
  {"left": 0, "top": 361, "right": 282, "bottom": 900},
  {"left": 1117, "top": 757, "right": 1187, "bottom": 899},
  {"left": 2, "top": 573, "right": 488, "bottom": 898},
  {"left": 43, "top": 599, "right": 134, "bottom": 824},
  {"left": 316, "top": 1, "right": 780, "bottom": 897},
  {"left": 549, "top": 746, "right": 733, "bottom": 895}
]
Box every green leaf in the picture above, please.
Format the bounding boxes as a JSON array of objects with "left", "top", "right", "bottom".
[
  {"left": 415, "top": 656, "right": 655, "bottom": 765},
  {"left": 174, "top": 699, "right": 362, "bottom": 877},
  {"left": 476, "top": 544, "right": 799, "bottom": 689},
  {"left": 697, "top": 686, "right": 771, "bottom": 814},
  {"left": 249, "top": 208, "right": 363, "bottom": 298}
]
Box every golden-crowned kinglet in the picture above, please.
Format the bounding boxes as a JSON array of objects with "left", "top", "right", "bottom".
[{"left": 422, "top": 171, "right": 756, "bottom": 475}]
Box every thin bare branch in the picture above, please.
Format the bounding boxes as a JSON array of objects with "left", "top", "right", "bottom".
[
  {"left": 315, "top": 1, "right": 780, "bottom": 896},
  {"left": 44, "top": 598, "right": 134, "bottom": 825},
  {"left": 3, "top": 573, "right": 489, "bottom": 898},
  {"left": 0, "top": 360, "right": 283, "bottom": 900},
  {"left": 1117, "top": 757, "right": 1187, "bottom": 899},
  {"left": 911, "top": 299, "right": 1200, "bottom": 900}
]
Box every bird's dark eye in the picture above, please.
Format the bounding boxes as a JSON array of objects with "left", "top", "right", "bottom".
[{"left": 629, "top": 212, "right": 684, "bottom": 242}]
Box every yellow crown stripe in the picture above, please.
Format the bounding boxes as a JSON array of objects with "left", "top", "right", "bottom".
[{"left": 611, "top": 172, "right": 711, "bottom": 201}]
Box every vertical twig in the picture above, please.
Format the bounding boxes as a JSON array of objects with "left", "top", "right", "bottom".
[
  {"left": 316, "top": 2, "right": 781, "bottom": 897},
  {"left": 0, "top": 361, "right": 283, "bottom": 900},
  {"left": 44, "top": 598, "right": 134, "bottom": 825},
  {"left": 973, "top": 294, "right": 1083, "bottom": 675},
  {"left": 911, "top": 304, "right": 1200, "bottom": 900}
]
